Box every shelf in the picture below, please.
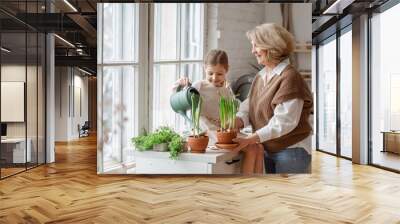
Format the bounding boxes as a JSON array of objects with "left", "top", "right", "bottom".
[
  {"left": 294, "top": 42, "right": 312, "bottom": 53},
  {"left": 300, "top": 71, "right": 311, "bottom": 80}
]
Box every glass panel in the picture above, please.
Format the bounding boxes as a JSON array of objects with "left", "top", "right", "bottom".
[
  {"left": 103, "top": 3, "right": 137, "bottom": 63},
  {"left": 121, "top": 67, "right": 137, "bottom": 164},
  {"left": 181, "top": 4, "right": 203, "bottom": 60},
  {"left": 38, "top": 33, "right": 45, "bottom": 164},
  {"left": 152, "top": 64, "right": 179, "bottom": 131},
  {"left": 27, "top": 31, "right": 38, "bottom": 168},
  {"left": 181, "top": 63, "right": 203, "bottom": 82},
  {"left": 102, "top": 66, "right": 136, "bottom": 170},
  {"left": 317, "top": 38, "right": 337, "bottom": 154},
  {"left": 154, "top": 3, "right": 178, "bottom": 61},
  {"left": 1, "top": 32, "right": 27, "bottom": 177},
  {"left": 102, "top": 67, "right": 123, "bottom": 169},
  {"left": 371, "top": 4, "right": 400, "bottom": 171},
  {"left": 339, "top": 30, "right": 352, "bottom": 158},
  {"left": 97, "top": 3, "right": 103, "bottom": 64}
]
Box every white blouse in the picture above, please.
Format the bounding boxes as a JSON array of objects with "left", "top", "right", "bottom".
[{"left": 236, "top": 59, "right": 312, "bottom": 154}]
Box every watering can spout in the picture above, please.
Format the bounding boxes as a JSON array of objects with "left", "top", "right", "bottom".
[{"left": 178, "top": 111, "right": 192, "bottom": 124}]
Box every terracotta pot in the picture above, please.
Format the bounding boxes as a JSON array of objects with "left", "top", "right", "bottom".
[
  {"left": 216, "top": 130, "right": 237, "bottom": 144},
  {"left": 187, "top": 135, "right": 209, "bottom": 153}
]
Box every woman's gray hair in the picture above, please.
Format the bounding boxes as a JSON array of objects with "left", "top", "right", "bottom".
[{"left": 246, "top": 23, "right": 295, "bottom": 63}]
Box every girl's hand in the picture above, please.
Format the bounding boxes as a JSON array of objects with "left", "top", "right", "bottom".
[{"left": 178, "top": 76, "right": 191, "bottom": 87}]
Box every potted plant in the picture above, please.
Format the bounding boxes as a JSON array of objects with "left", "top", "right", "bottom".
[
  {"left": 187, "top": 94, "right": 209, "bottom": 153},
  {"left": 131, "top": 127, "right": 184, "bottom": 159},
  {"left": 217, "top": 96, "right": 239, "bottom": 144}
]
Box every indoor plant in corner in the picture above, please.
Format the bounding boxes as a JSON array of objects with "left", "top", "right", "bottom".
[
  {"left": 187, "top": 94, "right": 209, "bottom": 153},
  {"left": 216, "top": 95, "right": 239, "bottom": 145}
]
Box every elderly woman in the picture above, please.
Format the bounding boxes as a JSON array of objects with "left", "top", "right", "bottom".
[{"left": 233, "top": 23, "right": 313, "bottom": 173}]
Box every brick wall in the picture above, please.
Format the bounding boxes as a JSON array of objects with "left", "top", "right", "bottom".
[
  {"left": 206, "top": 3, "right": 312, "bottom": 83},
  {"left": 207, "top": 3, "right": 265, "bottom": 83}
]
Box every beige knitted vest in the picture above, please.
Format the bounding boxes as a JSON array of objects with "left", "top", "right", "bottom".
[{"left": 248, "top": 65, "right": 313, "bottom": 153}]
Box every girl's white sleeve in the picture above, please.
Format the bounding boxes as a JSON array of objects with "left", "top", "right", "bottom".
[
  {"left": 171, "top": 79, "right": 202, "bottom": 92},
  {"left": 192, "top": 80, "right": 202, "bottom": 91}
]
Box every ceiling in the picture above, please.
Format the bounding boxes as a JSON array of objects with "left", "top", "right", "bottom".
[
  {"left": 0, "top": 0, "right": 97, "bottom": 74},
  {"left": 0, "top": 0, "right": 394, "bottom": 75}
]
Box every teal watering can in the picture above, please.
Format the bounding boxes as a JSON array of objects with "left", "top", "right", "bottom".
[{"left": 170, "top": 85, "right": 200, "bottom": 123}]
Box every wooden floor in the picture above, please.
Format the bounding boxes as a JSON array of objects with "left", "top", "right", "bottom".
[
  {"left": 1, "top": 135, "right": 400, "bottom": 223},
  {"left": 1, "top": 167, "right": 26, "bottom": 178},
  {"left": 372, "top": 150, "right": 400, "bottom": 171}
]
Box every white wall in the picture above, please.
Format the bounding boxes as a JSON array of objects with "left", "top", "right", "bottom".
[
  {"left": 290, "top": 3, "right": 312, "bottom": 73},
  {"left": 55, "top": 66, "right": 68, "bottom": 141},
  {"left": 207, "top": 3, "right": 312, "bottom": 82},
  {"left": 1, "top": 65, "right": 40, "bottom": 137},
  {"left": 55, "top": 67, "right": 89, "bottom": 141},
  {"left": 207, "top": 3, "right": 265, "bottom": 82},
  {"left": 1, "top": 64, "right": 46, "bottom": 163}
]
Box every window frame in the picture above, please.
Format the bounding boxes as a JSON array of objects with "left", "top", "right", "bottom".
[
  {"left": 315, "top": 23, "right": 353, "bottom": 161},
  {"left": 97, "top": 3, "right": 142, "bottom": 173},
  {"left": 97, "top": 3, "right": 206, "bottom": 173},
  {"left": 149, "top": 3, "right": 206, "bottom": 131},
  {"left": 368, "top": 0, "right": 400, "bottom": 173}
]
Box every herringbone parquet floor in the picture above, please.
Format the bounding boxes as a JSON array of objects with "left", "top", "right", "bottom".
[{"left": 1, "top": 135, "right": 400, "bottom": 224}]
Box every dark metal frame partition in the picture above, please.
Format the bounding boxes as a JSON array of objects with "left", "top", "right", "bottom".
[
  {"left": 315, "top": 0, "right": 400, "bottom": 173},
  {"left": 315, "top": 17, "right": 353, "bottom": 161},
  {"left": 0, "top": 0, "right": 47, "bottom": 179}
]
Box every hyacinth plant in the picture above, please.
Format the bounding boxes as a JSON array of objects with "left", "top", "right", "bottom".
[
  {"left": 219, "top": 96, "right": 239, "bottom": 132},
  {"left": 191, "top": 94, "right": 203, "bottom": 137}
]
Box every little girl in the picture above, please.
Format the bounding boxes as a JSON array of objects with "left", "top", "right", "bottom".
[{"left": 172, "top": 49, "right": 264, "bottom": 174}]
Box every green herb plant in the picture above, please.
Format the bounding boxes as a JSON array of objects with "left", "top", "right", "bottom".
[
  {"left": 131, "top": 127, "right": 184, "bottom": 159},
  {"left": 219, "top": 96, "right": 239, "bottom": 132}
]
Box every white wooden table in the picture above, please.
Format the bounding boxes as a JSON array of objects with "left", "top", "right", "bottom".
[{"left": 134, "top": 147, "right": 242, "bottom": 174}]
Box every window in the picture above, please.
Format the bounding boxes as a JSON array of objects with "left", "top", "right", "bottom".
[
  {"left": 316, "top": 25, "right": 352, "bottom": 159},
  {"left": 339, "top": 28, "right": 352, "bottom": 158},
  {"left": 102, "top": 4, "right": 137, "bottom": 63},
  {"left": 317, "top": 37, "right": 337, "bottom": 154},
  {"left": 97, "top": 3, "right": 204, "bottom": 172},
  {"left": 370, "top": 3, "right": 400, "bottom": 171},
  {"left": 98, "top": 3, "right": 139, "bottom": 171},
  {"left": 152, "top": 3, "right": 204, "bottom": 132}
]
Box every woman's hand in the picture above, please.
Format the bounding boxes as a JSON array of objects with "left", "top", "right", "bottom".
[
  {"left": 235, "top": 117, "right": 244, "bottom": 130},
  {"left": 231, "top": 133, "right": 260, "bottom": 153}
]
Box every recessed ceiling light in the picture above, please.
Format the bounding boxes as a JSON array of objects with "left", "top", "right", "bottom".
[
  {"left": 78, "top": 67, "right": 92, "bottom": 76},
  {"left": 323, "top": 0, "right": 354, "bottom": 15},
  {"left": 63, "top": 0, "right": 78, "bottom": 12},
  {"left": 1, "top": 47, "right": 11, "bottom": 53},
  {"left": 54, "top": 34, "right": 75, "bottom": 48}
]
